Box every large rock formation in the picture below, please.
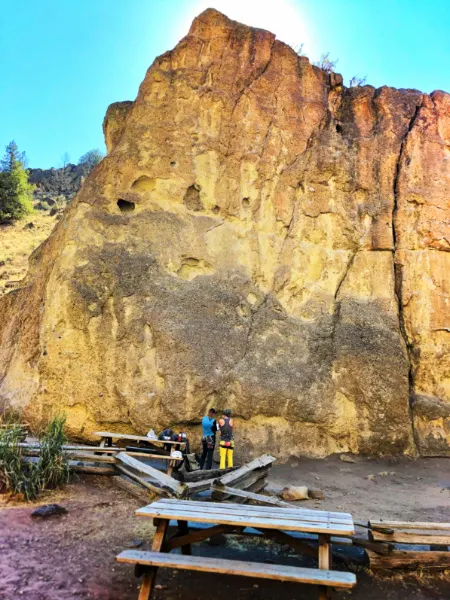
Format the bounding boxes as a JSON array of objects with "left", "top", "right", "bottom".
[{"left": 1, "top": 10, "right": 449, "bottom": 458}]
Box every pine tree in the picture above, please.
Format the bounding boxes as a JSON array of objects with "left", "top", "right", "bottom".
[{"left": 0, "top": 141, "right": 34, "bottom": 223}]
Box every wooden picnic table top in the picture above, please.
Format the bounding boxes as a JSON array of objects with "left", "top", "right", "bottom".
[
  {"left": 136, "top": 499, "right": 355, "bottom": 537},
  {"left": 93, "top": 431, "right": 184, "bottom": 446}
]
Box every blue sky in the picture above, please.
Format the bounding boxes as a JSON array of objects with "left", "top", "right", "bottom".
[{"left": 1, "top": 0, "right": 450, "bottom": 168}]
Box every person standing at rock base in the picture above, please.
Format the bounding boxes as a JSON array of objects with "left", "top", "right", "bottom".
[
  {"left": 200, "top": 407, "right": 217, "bottom": 470},
  {"left": 218, "top": 408, "right": 235, "bottom": 469}
]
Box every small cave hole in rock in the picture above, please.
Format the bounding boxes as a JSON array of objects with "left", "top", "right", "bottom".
[
  {"left": 183, "top": 184, "right": 204, "bottom": 211},
  {"left": 212, "top": 205, "right": 220, "bottom": 214},
  {"left": 242, "top": 197, "right": 251, "bottom": 208},
  {"left": 117, "top": 199, "right": 135, "bottom": 213},
  {"left": 336, "top": 124, "right": 343, "bottom": 134},
  {"left": 170, "top": 161, "right": 176, "bottom": 166}
]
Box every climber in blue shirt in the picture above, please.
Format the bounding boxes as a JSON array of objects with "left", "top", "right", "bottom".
[{"left": 200, "top": 408, "right": 216, "bottom": 470}]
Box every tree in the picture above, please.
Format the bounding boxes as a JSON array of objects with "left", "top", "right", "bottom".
[
  {"left": 0, "top": 141, "right": 34, "bottom": 224},
  {"left": 78, "top": 149, "right": 104, "bottom": 173}
]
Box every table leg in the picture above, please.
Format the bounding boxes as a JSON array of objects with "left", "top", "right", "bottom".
[
  {"left": 138, "top": 519, "right": 169, "bottom": 600},
  {"left": 318, "top": 534, "right": 332, "bottom": 600},
  {"left": 167, "top": 462, "right": 174, "bottom": 477},
  {"left": 177, "top": 520, "right": 192, "bottom": 555}
]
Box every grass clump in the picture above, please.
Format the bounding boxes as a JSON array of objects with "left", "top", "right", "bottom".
[{"left": 0, "top": 412, "right": 70, "bottom": 501}]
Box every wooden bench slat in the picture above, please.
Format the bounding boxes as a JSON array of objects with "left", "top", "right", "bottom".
[
  {"left": 136, "top": 507, "right": 354, "bottom": 535},
  {"left": 116, "top": 550, "right": 356, "bottom": 587},
  {"left": 370, "top": 520, "right": 450, "bottom": 531},
  {"left": 159, "top": 498, "right": 353, "bottom": 521}
]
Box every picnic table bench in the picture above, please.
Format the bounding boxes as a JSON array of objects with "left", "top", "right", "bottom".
[{"left": 117, "top": 499, "right": 356, "bottom": 600}]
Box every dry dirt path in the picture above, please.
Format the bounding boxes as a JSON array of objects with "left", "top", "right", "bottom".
[{"left": 0, "top": 458, "right": 449, "bottom": 600}]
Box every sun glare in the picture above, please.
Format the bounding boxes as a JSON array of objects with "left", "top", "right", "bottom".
[{"left": 177, "top": 0, "right": 313, "bottom": 57}]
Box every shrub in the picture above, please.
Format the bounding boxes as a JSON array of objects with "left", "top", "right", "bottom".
[
  {"left": 314, "top": 52, "right": 338, "bottom": 73},
  {"left": 37, "top": 414, "right": 71, "bottom": 489},
  {"left": 349, "top": 75, "right": 367, "bottom": 87},
  {"left": 78, "top": 149, "right": 104, "bottom": 173},
  {"left": 0, "top": 412, "right": 70, "bottom": 501}
]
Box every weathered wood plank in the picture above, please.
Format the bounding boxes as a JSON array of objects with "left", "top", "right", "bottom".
[
  {"left": 370, "top": 520, "right": 450, "bottom": 531},
  {"left": 116, "top": 465, "right": 170, "bottom": 497},
  {"left": 213, "top": 455, "right": 276, "bottom": 487},
  {"left": 116, "top": 550, "right": 356, "bottom": 587},
  {"left": 211, "top": 484, "right": 291, "bottom": 507},
  {"left": 178, "top": 466, "right": 238, "bottom": 482},
  {"left": 160, "top": 499, "right": 353, "bottom": 521},
  {"left": 112, "top": 476, "right": 153, "bottom": 503},
  {"left": 136, "top": 506, "right": 355, "bottom": 535},
  {"left": 116, "top": 452, "right": 187, "bottom": 498},
  {"left": 367, "top": 549, "right": 450, "bottom": 570},
  {"left": 351, "top": 536, "right": 394, "bottom": 555},
  {"left": 155, "top": 499, "right": 353, "bottom": 524},
  {"left": 370, "top": 530, "right": 450, "bottom": 545},
  {"left": 94, "top": 432, "right": 183, "bottom": 445},
  {"left": 212, "top": 468, "right": 270, "bottom": 500}
]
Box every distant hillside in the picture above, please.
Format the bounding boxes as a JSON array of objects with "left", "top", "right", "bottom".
[{"left": 28, "top": 163, "right": 88, "bottom": 208}]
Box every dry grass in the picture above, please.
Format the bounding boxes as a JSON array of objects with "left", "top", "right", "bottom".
[{"left": 0, "top": 209, "right": 57, "bottom": 295}]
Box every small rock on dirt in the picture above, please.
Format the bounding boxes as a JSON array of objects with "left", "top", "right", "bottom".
[
  {"left": 280, "top": 485, "right": 309, "bottom": 501},
  {"left": 339, "top": 454, "right": 356, "bottom": 463},
  {"left": 127, "top": 539, "right": 144, "bottom": 548},
  {"left": 31, "top": 504, "right": 67, "bottom": 518},
  {"left": 308, "top": 488, "right": 325, "bottom": 500}
]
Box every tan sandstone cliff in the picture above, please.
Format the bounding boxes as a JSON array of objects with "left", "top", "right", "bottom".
[{"left": 1, "top": 9, "right": 449, "bottom": 458}]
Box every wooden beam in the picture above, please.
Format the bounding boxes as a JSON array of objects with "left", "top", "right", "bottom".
[
  {"left": 370, "top": 520, "right": 450, "bottom": 531},
  {"left": 211, "top": 483, "right": 289, "bottom": 506},
  {"left": 164, "top": 525, "right": 237, "bottom": 551},
  {"left": 367, "top": 549, "right": 450, "bottom": 570},
  {"left": 116, "top": 465, "right": 170, "bottom": 497},
  {"left": 178, "top": 466, "right": 238, "bottom": 482},
  {"left": 112, "top": 476, "right": 154, "bottom": 503},
  {"left": 255, "top": 528, "right": 318, "bottom": 558},
  {"left": 370, "top": 530, "right": 450, "bottom": 545},
  {"left": 213, "top": 454, "right": 276, "bottom": 487},
  {"left": 116, "top": 452, "right": 188, "bottom": 498}
]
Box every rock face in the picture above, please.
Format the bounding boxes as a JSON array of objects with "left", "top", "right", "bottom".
[{"left": 0, "top": 10, "right": 449, "bottom": 458}]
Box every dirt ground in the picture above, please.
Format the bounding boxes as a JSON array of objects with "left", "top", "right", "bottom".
[{"left": 1, "top": 456, "right": 449, "bottom": 600}]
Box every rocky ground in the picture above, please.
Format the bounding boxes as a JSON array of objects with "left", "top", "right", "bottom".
[{"left": 1, "top": 456, "right": 449, "bottom": 600}]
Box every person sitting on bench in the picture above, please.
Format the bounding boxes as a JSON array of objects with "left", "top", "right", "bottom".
[{"left": 218, "top": 408, "right": 234, "bottom": 469}]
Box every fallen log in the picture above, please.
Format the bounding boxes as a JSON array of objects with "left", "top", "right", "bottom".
[
  {"left": 367, "top": 549, "right": 450, "bottom": 570},
  {"left": 116, "top": 452, "right": 188, "bottom": 498},
  {"left": 211, "top": 483, "right": 291, "bottom": 507},
  {"left": 178, "top": 466, "right": 238, "bottom": 483}
]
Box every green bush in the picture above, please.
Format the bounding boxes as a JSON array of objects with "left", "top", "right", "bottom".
[{"left": 0, "top": 413, "right": 70, "bottom": 501}]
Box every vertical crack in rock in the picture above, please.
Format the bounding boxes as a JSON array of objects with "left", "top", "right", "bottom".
[
  {"left": 392, "top": 97, "right": 424, "bottom": 452},
  {"left": 331, "top": 251, "right": 357, "bottom": 342}
]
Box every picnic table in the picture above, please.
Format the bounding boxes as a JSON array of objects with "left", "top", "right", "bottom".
[
  {"left": 117, "top": 499, "right": 356, "bottom": 600},
  {"left": 93, "top": 431, "right": 186, "bottom": 476}
]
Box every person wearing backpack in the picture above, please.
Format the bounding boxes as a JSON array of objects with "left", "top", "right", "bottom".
[
  {"left": 199, "top": 407, "right": 217, "bottom": 470},
  {"left": 218, "top": 408, "right": 234, "bottom": 469}
]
